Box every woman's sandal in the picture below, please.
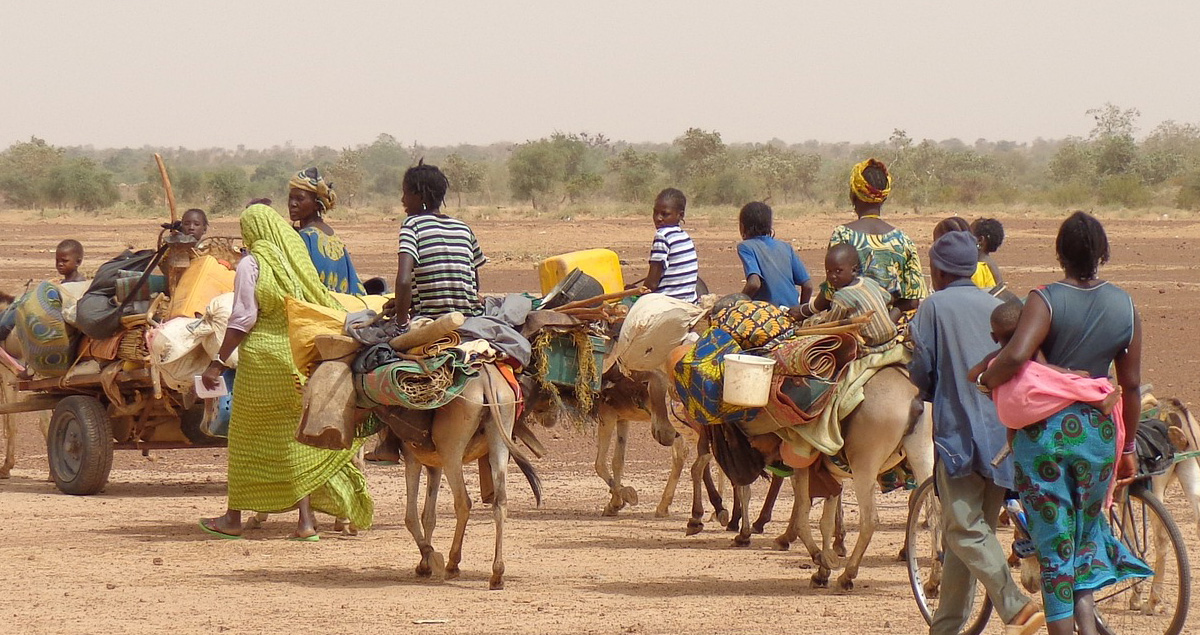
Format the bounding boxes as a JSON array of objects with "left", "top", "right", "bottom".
[{"left": 198, "top": 518, "right": 243, "bottom": 540}]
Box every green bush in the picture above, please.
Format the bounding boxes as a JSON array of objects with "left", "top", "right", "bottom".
[
  {"left": 1097, "top": 174, "right": 1150, "bottom": 207},
  {"left": 1175, "top": 170, "right": 1200, "bottom": 210},
  {"left": 1045, "top": 182, "right": 1093, "bottom": 207}
]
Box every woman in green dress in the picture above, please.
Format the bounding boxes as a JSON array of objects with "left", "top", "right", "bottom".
[{"left": 199, "top": 204, "right": 372, "bottom": 540}]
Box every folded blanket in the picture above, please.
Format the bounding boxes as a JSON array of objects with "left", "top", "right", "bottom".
[
  {"left": 770, "top": 333, "right": 859, "bottom": 380},
  {"left": 355, "top": 353, "right": 478, "bottom": 410}
]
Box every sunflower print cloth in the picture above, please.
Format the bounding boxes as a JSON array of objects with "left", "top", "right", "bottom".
[
  {"left": 712, "top": 300, "right": 795, "bottom": 351},
  {"left": 673, "top": 327, "right": 759, "bottom": 427},
  {"left": 225, "top": 204, "right": 373, "bottom": 529},
  {"left": 823, "top": 225, "right": 927, "bottom": 302},
  {"left": 1012, "top": 403, "right": 1152, "bottom": 622},
  {"left": 298, "top": 226, "right": 366, "bottom": 294}
]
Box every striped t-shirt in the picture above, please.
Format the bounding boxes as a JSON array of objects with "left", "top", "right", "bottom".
[
  {"left": 398, "top": 213, "right": 487, "bottom": 317},
  {"left": 649, "top": 225, "right": 699, "bottom": 303}
]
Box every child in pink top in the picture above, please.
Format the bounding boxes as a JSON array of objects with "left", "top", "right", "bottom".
[{"left": 970, "top": 300, "right": 1120, "bottom": 430}]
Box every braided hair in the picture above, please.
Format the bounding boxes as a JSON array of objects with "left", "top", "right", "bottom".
[
  {"left": 1056, "top": 211, "right": 1109, "bottom": 281},
  {"left": 971, "top": 218, "right": 1005, "bottom": 254},
  {"left": 403, "top": 160, "right": 450, "bottom": 211},
  {"left": 862, "top": 163, "right": 889, "bottom": 192},
  {"left": 656, "top": 188, "right": 687, "bottom": 212},
  {"left": 933, "top": 216, "right": 970, "bottom": 241},
  {"left": 739, "top": 201, "right": 773, "bottom": 238}
]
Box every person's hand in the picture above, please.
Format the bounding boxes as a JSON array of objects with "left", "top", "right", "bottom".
[
  {"left": 1115, "top": 451, "right": 1139, "bottom": 488},
  {"left": 200, "top": 361, "right": 224, "bottom": 391},
  {"left": 381, "top": 298, "right": 397, "bottom": 317}
]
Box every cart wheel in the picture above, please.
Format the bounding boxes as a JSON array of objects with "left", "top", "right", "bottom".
[{"left": 47, "top": 395, "right": 113, "bottom": 496}]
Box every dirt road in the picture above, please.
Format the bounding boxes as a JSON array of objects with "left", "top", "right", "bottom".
[{"left": 1, "top": 210, "right": 1197, "bottom": 634}]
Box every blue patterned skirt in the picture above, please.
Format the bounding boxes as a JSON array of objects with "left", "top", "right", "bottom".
[{"left": 1012, "top": 402, "right": 1152, "bottom": 622}]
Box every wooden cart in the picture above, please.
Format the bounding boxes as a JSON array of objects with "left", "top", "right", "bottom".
[{"left": 0, "top": 364, "right": 223, "bottom": 495}]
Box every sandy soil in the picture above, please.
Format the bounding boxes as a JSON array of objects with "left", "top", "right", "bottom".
[{"left": 1, "top": 210, "right": 1198, "bottom": 634}]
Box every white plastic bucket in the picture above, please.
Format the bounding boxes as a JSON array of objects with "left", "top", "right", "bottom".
[{"left": 722, "top": 353, "right": 776, "bottom": 407}]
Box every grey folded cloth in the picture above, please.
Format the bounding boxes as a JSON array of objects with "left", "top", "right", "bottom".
[
  {"left": 457, "top": 294, "right": 534, "bottom": 367},
  {"left": 346, "top": 310, "right": 406, "bottom": 345},
  {"left": 353, "top": 343, "right": 400, "bottom": 374}
]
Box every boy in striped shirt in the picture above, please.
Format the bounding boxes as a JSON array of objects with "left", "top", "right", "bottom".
[{"left": 632, "top": 188, "right": 699, "bottom": 303}]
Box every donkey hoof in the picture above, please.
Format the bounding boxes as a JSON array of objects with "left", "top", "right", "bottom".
[
  {"left": 810, "top": 573, "right": 829, "bottom": 589},
  {"left": 0, "top": 470, "right": 10, "bottom": 479},
  {"left": 772, "top": 537, "right": 791, "bottom": 551},
  {"left": 895, "top": 546, "right": 907, "bottom": 562},
  {"left": 751, "top": 522, "right": 767, "bottom": 535},
  {"left": 489, "top": 575, "right": 505, "bottom": 590},
  {"left": 654, "top": 506, "right": 670, "bottom": 518},
  {"left": 715, "top": 509, "right": 730, "bottom": 526},
  {"left": 732, "top": 534, "right": 751, "bottom": 548},
  {"left": 619, "top": 486, "right": 639, "bottom": 506},
  {"left": 837, "top": 575, "right": 855, "bottom": 592},
  {"left": 602, "top": 502, "right": 623, "bottom": 517},
  {"left": 685, "top": 520, "right": 704, "bottom": 536},
  {"left": 445, "top": 564, "right": 461, "bottom": 580}
]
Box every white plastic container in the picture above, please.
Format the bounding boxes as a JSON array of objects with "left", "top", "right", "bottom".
[
  {"left": 722, "top": 354, "right": 776, "bottom": 407},
  {"left": 194, "top": 374, "right": 229, "bottom": 398}
]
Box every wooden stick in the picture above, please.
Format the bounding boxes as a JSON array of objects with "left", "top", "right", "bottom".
[
  {"left": 154, "top": 153, "right": 178, "bottom": 224},
  {"left": 553, "top": 286, "right": 647, "bottom": 312}
]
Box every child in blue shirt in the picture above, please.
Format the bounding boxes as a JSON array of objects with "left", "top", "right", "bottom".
[{"left": 736, "top": 201, "right": 812, "bottom": 308}]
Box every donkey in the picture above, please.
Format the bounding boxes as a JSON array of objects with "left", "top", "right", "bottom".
[
  {"left": 392, "top": 363, "right": 541, "bottom": 590},
  {"left": 629, "top": 340, "right": 933, "bottom": 591},
  {"left": 1153, "top": 396, "right": 1200, "bottom": 540}
]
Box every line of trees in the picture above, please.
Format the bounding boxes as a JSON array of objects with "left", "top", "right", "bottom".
[{"left": 4, "top": 104, "right": 1200, "bottom": 214}]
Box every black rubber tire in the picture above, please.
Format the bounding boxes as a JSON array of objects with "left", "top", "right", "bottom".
[
  {"left": 1095, "top": 485, "right": 1191, "bottom": 635},
  {"left": 905, "top": 477, "right": 992, "bottom": 635},
  {"left": 47, "top": 395, "right": 113, "bottom": 496}
]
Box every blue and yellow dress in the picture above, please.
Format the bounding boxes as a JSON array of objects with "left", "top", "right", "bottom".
[{"left": 298, "top": 226, "right": 365, "bottom": 295}]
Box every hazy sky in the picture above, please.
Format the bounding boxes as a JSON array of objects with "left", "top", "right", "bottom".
[{"left": 5, "top": 1, "right": 1197, "bottom": 150}]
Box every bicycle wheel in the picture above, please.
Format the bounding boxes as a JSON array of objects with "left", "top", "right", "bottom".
[
  {"left": 905, "top": 477, "right": 993, "bottom": 635},
  {"left": 1095, "top": 484, "right": 1191, "bottom": 635}
]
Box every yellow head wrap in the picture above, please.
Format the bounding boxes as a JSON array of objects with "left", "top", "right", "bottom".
[
  {"left": 850, "top": 158, "right": 892, "bottom": 204},
  {"left": 288, "top": 167, "right": 337, "bottom": 212}
]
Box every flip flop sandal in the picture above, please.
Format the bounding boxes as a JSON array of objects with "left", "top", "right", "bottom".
[
  {"left": 199, "top": 518, "right": 243, "bottom": 540},
  {"left": 288, "top": 534, "right": 320, "bottom": 542}
]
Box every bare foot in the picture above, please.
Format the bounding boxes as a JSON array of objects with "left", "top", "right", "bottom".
[{"left": 1094, "top": 387, "right": 1122, "bottom": 416}]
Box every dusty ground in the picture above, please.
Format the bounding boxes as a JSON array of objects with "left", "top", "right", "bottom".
[{"left": 1, "top": 209, "right": 1199, "bottom": 634}]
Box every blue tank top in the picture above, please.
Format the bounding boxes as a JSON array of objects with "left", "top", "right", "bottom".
[{"left": 1033, "top": 281, "right": 1134, "bottom": 378}]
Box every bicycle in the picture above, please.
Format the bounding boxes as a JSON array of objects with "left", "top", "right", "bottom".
[{"left": 905, "top": 473, "right": 1191, "bottom": 635}]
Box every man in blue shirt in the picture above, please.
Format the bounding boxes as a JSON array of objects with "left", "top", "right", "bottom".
[
  {"left": 909, "top": 231, "right": 1044, "bottom": 635},
  {"left": 736, "top": 202, "right": 812, "bottom": 307}
]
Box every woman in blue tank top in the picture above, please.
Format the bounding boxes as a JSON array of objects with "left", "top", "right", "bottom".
[{"left": 979, "top": 212, "right": 1151, "bottom": 633}]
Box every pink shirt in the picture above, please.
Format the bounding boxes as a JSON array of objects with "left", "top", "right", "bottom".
[{"left": 228, "top": 255, "right": 259, "bottom": 333}]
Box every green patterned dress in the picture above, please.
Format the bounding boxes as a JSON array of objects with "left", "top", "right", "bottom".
[{"left": 225, "top": 205, "right": 373, "bottom": 529}]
